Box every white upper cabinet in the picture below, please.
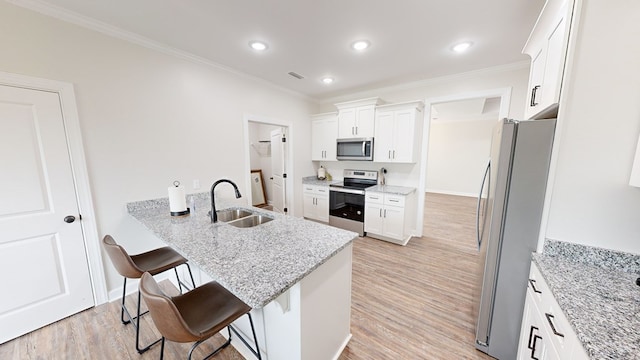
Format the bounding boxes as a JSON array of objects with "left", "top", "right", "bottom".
[
  {"left": 374, "top": 101, "right": 424, "bottom": 163},
  {"left": 523, "top": 0, "right": 575, "bottom": 119},
  {"left": 311, "top": 112, "right": 338, "bottom": 161},
  {"left": 335, "top": 98, "right": 381, "bottom": 139}
]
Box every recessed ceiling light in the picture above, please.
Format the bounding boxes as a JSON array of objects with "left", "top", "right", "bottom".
[
  {"left": 351, "top": 40, "right": 370, "bottom": 51},
  {"left": 249, "top": 41, "right": 268, "bottom": 51},
  {"left": 321, "top": 77, "right": 334, "bottom": 85},
  {"left": 452, "top": 42, "right": 473, "bottom": 53}
]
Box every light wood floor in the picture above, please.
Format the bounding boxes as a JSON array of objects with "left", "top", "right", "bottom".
[{"left": 0, "top": 193, "right": 493, "bottom": 360}]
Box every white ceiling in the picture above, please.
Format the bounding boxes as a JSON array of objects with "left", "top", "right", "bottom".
[{"left": 12, "top": 0, "right": 545, "bottom": 101}]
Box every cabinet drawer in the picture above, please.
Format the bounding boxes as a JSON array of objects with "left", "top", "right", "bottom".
[
  {"left": 303, "top": 185, "right": 329, "bottom": 196},
  {"left": 384, "top": 195, "right": 405, "bottom": 207},
  {"left": 529, "top": 263, "right": 584, "bottom": 359},
  {"left": 527, "top": 262, "right": 551, "bottom": 309},
  {"left": 539, "top": 291, "right": 578, "bottom": 358},
  {"left": 365, "top": 192, "right": 384, "bottom": 204}
]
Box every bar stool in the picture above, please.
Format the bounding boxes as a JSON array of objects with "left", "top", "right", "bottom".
[
  {"left": 101, "top": 235, "right": 196, "bottom": 354},
  {"left": 139, "top": 272, "right": 262, "bottom": 360}
]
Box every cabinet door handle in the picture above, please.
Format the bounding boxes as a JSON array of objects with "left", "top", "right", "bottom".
[
  {"left": 530, "top": 85, "right": 541, "bottom": 107},
  {"left": 352, "top": 126, "right": 355, "bottom": 135},
  {"left": 384, "top": 209, "right": 387, "bottom": 218},
  {"left": 528, "top": 279, "right": 542, "bottom": 294},
  {"left": 530, "top": 334, "right": 542, "bottom": 360},
  {"left": 389, "top": 199, "right": 399, "bottom": 203},
  {"left": 393, "top": 150, "right": 396, "bottom": 159},
  {"left": 545, "top": 313, "right": 564, "bottom": 338},
  {"left": 355, "top": 126, "right": 358, "bottom": 135},
  {"left": 527, "top": 326, "right": 539, "bottom": 350},
  {"left": 389, "top": 150, "right": 392, "bottom": 159}
]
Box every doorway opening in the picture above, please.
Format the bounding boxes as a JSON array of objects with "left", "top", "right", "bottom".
[
  {"left": 244, "top": 115, "right": 293, "bottom": 215},
  {"left": 417, "top": 88, "right": 512, "bottom": 236}
]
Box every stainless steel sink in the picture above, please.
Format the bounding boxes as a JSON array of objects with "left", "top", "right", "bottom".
[
  {"left": 216, "top": 209, "right": 253, "bottom": 222},
  {"left": 227, "top": 214, "right": 274, "bottom": 228}
]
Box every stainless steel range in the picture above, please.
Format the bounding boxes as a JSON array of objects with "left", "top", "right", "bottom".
[{"left": 329, "top": 169, "right": 378, "bottom": 236}]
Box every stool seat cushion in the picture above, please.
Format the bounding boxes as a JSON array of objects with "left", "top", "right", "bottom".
[
  {"left": 131, "top": 247, "right": 188, "bottom": 277},
  {"left": 174, "top": 281, "right": 251, "bottom": 339},
  {"left": 140, "top": 272, "right": 252, "bottom": 344},
  {"left": 102, "top": 235, "right": 188, "bottom": 279}
]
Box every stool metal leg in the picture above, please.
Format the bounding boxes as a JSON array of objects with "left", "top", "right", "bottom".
[
  {"left": 175, "top": 263, "right": 197, "bottom": 293},
  {"left": 228, "top": 313, "right": 262, "bottom": 360},
  {"left": 135, "top": 290, "right": 163, "bottom": 353},
  {"left": 118, "top": 263, "right": 197, "bottom": 354}
]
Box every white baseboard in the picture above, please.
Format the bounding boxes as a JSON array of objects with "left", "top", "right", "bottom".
[
  {"left": 425, "top": 188, "right": 479, "bottom": 198},
  {"left": 331, "top": 334, "right": 353, "bottom": 360}
]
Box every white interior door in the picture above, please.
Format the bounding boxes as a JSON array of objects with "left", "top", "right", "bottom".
[
  {"left": 0, "top": 84, "right": 94, "bottom": 344},
  {"left": 270, "top": 128, "right": 287, "bottom": 214}
]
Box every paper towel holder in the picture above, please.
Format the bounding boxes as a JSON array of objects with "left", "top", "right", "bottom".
[{"left": 170, "top": 180, "right": 190, "bottom": 216}]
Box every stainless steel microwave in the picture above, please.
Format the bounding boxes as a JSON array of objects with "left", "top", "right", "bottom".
[{"left": 336, "top": 138, "right": 374, "bottom": 161}]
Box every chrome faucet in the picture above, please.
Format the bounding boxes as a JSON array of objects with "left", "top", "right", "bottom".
[{"left": 210, "top": 179, "right": 242, "bottom": 222}]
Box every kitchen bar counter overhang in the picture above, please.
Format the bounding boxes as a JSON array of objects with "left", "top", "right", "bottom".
[{"left": 127, "top": 194, "right": 357, "bottom": 359}]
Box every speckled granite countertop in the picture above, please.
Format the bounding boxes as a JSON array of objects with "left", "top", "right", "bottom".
[
  {"left": 127, "top": 194, "right": 357, "bottom": 308},
  {"left": 302, "top": 176, "right": 338, "bottom": 186},
  {"left": 365, "top": 185, "right": 416, "bottom": 195},
  {"left": 533, "top": 240, "right": 640, "bottom": 359}
]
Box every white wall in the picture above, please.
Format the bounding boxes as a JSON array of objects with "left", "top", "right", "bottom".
[
  {"left": 544, "top": 0, "right": 640, "bottom": 254},
  {"left": 426, "top": 119, "right": 495, "bottom": 196},
  {"left": 0, "top": 2, "right": 316, "bottom": 294}
]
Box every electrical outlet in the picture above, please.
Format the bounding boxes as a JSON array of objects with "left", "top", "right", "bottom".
[{"left": 193, "top": 179, "right": 200, "bottom": 190}]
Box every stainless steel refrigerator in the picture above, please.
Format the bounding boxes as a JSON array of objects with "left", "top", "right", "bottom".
[{"left": 473, "top": 118, "right": 556, "bottom": 359}]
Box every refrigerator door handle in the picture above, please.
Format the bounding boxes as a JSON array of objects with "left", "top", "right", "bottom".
[{"left": 476, "top": 160, "right": 491, "bottom": 249}]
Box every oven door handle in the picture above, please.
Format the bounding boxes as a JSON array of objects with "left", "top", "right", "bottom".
[{"left": 330, "top": 188, "right": 366, "bottom": 195}]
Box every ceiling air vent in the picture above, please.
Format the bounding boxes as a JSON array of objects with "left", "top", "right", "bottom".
[{"left": 288, "top": 72, "right": 304, "bottom": 80}]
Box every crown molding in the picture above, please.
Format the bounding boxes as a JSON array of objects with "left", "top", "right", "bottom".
[
  {"left": 319, "top": 61, "right": 530, "bottom": 105},
  {"left": 6, "top": 0, "right": 315, "bottom": 103}
]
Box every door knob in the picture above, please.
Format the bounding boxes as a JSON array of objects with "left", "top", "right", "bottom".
[{"left": 64, "top": 215, "right": 76, "bottom": 223}]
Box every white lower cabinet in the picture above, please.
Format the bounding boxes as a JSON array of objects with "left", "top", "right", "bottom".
[
  {"left": 303, "top": 185, "right": 329, "bottom": 223},
  {"left": 517, "top": 263, "right": 588, "bottom": 360},
  {"left": 364, "top": 191, "right": 412, "bottom": 245}
]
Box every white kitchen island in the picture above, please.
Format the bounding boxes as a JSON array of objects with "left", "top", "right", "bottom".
[{"left": 127, "top": 194, "right": 356, "bottom": 360}]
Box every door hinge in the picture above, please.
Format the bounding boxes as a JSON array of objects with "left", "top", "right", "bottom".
[
  {"left": 282, "top": 137, "right": 286, "bottom": 142},
  {"left": 284, "top": 207, "right": 288, "bottom": 213},
  {"left": 79, "top": 214, "right": 83, "bottom": 220},
  {"left": 283, "top": 173, "right": 287, "bottom": 178}
]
